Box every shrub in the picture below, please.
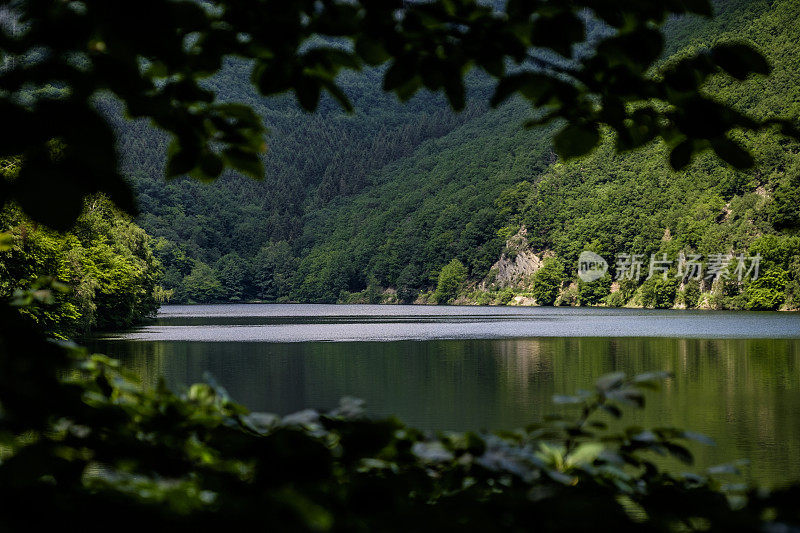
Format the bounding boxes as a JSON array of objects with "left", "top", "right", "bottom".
[
  {"left": 557, "top": 284, "right": 578, "bottom": 306},
  {"left": 577, "top": 274, "right": 612, "bottom": 306},
  {"left": 681, "top": 280, "right": 701, "bottom": 309},
  {"left": 433, "top": 259, "right": 468, "bottom": 304},
  {"left": 640, "top": 276, "right": 679, "bottom": 309},
  {"left": 744, "top": 268, "right": 789, "bottom": 310},
  {"left": 605, "top": 290, "right": 627, "bottom": 308},
  {"left": 472, "top": 291, "right": 492, "bottom": 305},
  {"left": 532, "top": 258, "right": 565, "bottom": 306},
  {"left": 497, "top": 287, "right": 515, "bottom": 304}
]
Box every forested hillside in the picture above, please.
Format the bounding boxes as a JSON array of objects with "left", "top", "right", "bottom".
[
  {"left": 117, "top": 0, "right": 799, "bottom": 310},
  {"left": 106, "top": 63, "right": 497, "bottom": 302},
  {"left": 483, "top": 0, "right": 800, "bottom": 310}
]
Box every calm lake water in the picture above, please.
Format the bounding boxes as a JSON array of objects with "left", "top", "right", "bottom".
[{"left": 90, "top": 304, "right": 800, "bottom": 486}]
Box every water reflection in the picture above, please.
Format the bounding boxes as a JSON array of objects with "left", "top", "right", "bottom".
[{"left": 91, "top": 334, "right": 800, "bottom": 486}]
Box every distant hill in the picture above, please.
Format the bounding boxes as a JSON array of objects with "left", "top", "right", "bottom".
[{"left": 113, "top": 0, "right": 799, "bottom": 310}]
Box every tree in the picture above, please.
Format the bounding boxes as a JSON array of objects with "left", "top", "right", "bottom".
[
  {"left": 434, "top": 259, "right": 468, "bottom": 304},
  {"left": 251, "top": 241, "right": 296, "bottom": 301},
  {"left": 183, "top": 262, "right": 224, "bottom": 303},
  {"left": 396, "top": 263, "right": 422, "bottom": 304},
  {"left": 577, "top": 274, "right": 612, "bottom": 306},
  {"left": 531, "top": 258, "right": 565, "bottom": 306},
  {"left": 215, "top": 252, "right": 246, "bottom": 301},
  {"left": 640, "top": 276, "right": 680, "bottom": 309},
  {"left": 681, "top": 280, "right": 702, "bottom": 309},
  {"left": 0, "top": 195, "right": 160, "bottom": 336},
  {"left": 744, "top": 268, "right": 789, "bottom": 310}
]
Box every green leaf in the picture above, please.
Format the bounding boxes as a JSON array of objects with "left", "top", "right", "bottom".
[
  {"left": 632, "top": 371, "right": 672, "bottom": 390},
  {"left": 491, "top": 73, "right": 529, "bottom": 107},
  {"left": 545, "top": 469, "right": 576, "bottom": 485},
  {"left": 710, "top": 136, "right": 754, "bottom": 169},
  {"left": 682, "top": 0, "right": 714, "bottom": 17},
  {"left": 0, "top": 232, "right": 13, "bottom": 251},
  {"left": 304, "top": 48, "right": 361, "bottom": 71},
  {"left": 681, "top": 431, "right": 716, "bottom": 446},
  {"left": 195, "top": 152, "right": 223, "bottom": 181},
  {"left": 355, "top": 38, "right": 390, "bottom": 65},
  {"left": 664, "top": 442, "right": 694, "bottom": 465},
  {"left": 383, "top": 59, "right": 416, "bottom": 92},
  {"left": 708, "top": 460, "right": 748, "bottom": 475},
  {"left": 443, "top": 77, "right": 466, "bottom": 111},
  {"left": 669, "top": 139, "right": 694, "bottom": 170},
  {"left": 608, "top": 387, "right": 645, "bottom": 408},
  {"left": 295, "top": 79, "right": 322, "bottom": 112},
  {"left": 553, "top": 394, "right": 584, "bottom": 405},
  {"left": 595, "top": 372, "right": 626, "bottom": 392},
  {"left": 600, "top": 404, "right": 622, "bottom": 418},
  {"left": 394, "top": 76, "right": 422, "bottom": 102},
  {"left": 775, "top": 119, "right": 800, "bottom": 140},
  {"left": 321, "top": 80, "right": 354, "bottom": 113},
  {"left": 567, "top": 442, "right": 604, "bottom": 467},
  {"left": 15, "top": 163, "right": 86, "bottom": 231},
  {"left": 633, "top": 371, "right": 672, "bottom": 383},
  {"left": 711, "top": 42, "right": 771, "bottom": 80},
  {"left": 553, "top": 122, "right": 600, "bottom": 160},
  {"left": 222, "top": 148, "right": 264, "bottom": 179},
  {"left": 491, "top": 72, "right": 575, "bottom": 109},
  {"left": 530, "top": 11, "right": 585, "bottom": 58},
  {"left": 166, "top": 142, "right": 199, "bottom": 177},
  {"left": 596, "top": 27, "right": 664, "bottom": 71}
]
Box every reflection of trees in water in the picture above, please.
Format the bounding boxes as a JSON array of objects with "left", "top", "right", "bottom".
[
  {"left": 489, "top": 339, "right": 552, "bottom": 414},
  {"left": 578, "top": 337, "right": 800, "bottom": 485},
  {"left": 100, "top": 335, "right": 800, "bottom": 485},
  {"left": 483, "top": 336, "right": 800, "bottom": 484}
]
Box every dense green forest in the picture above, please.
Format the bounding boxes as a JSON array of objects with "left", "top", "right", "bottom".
[
  {"left": 3, "top": 1, "right": 796, "bottom": 312},
  {"left": 109, "top": 0, "right": 799, "bottom": 310},
  {"left": 481, "top": 0, "right": 800, "bottom": 310},
  {"left": 0, "top": 159, "right": 162, "bottom": 336}
]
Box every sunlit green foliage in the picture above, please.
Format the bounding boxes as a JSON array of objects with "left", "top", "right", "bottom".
[
  {"left": 577, "top": 274, "right": 612, "bottom": 306},
  {"left": 183, "top": 262, "right": 225, "bottom": 303},
  {"left": 0, "top": 196, "right": 161, "bottom": 336},
  {"left": 531, "top": 257, "right": 566, "bottom": 306},
  {"left": 640, "top": 276, "right": 681, "bottom": 309},
  {"left": 681, "top": 280, "right": 702, "bottom": 309},
  {"left": 744, "top": 267, "right": 789, "bottom": 310},
  {"left": 433, "top": 259, "right": 468, "bottom": 304}
]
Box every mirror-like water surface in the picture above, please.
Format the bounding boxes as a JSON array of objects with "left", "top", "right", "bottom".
[{"left": 90, "top": 304, "right": 800, "bottom": 486}]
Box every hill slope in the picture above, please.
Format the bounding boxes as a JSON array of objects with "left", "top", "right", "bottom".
[{"left": 117, "top": 0, "right": 799, "bottom": 309}]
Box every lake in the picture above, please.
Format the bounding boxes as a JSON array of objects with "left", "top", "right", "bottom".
[{"left": 89, "top": 304, "right": 800, "bottom": 486}]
